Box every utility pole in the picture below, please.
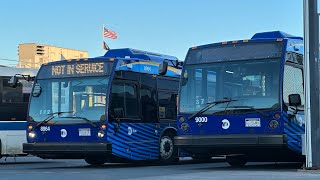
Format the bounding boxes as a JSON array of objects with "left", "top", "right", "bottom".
[{"left": 303, "top": 0, "right": 320, "bottom": 169}]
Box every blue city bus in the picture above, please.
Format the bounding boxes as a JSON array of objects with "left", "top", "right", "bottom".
[
  {"left": 175, "top": 31, "right": 305, "bottom": 166},
  {"left": 23, "top": 48, "right": 182, "bottom": 165}
]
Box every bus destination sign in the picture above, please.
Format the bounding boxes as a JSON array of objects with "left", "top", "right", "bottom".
[
  {"left": 51, "top": 62, "right": 105, "bottom": 76},
  {"left": 37, "top": 61, "right": 113, "bottom": 79}
]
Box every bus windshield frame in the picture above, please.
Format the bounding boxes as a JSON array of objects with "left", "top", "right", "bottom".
[
  {"left": 179, "top": 41, "right": 283, "bottom": 115},
  {"left": 28, "top": 61, "right": 114, "bottom": 124}
]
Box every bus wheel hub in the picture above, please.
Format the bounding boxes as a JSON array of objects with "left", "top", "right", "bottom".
[{"left": 160, "top": 136, "right": 173, "bottom": 159}]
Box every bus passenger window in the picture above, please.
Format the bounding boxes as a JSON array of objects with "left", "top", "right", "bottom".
[
  {"left": 0, "top": 77, "right": 29, "bottom": 122},
  {"left": 110, "top": 82, "right": 139, "bottom": 119}
]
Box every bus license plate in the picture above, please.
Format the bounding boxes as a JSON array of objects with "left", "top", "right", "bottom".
[
  {"left": 79, "top": 128, "right": 91, "bottom": 136},
  {"left": 245, "top": 118, "right": 261, "bottom": 127}
]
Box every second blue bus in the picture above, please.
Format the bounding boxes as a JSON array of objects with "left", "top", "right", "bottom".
[
  {"left": 23, "top": 48, "right": 182, "bottom": 165},
  {"left": 175, "top": 31, "right": 305, "bottom": 166}
]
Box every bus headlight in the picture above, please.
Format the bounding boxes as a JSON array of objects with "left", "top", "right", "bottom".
[
  {"left": 269, "top": 120, "right": 279, "bottom": 129},
  {"left": 28, "top": 131, "right": 36, "bottom": 138},
  {"left": 98, "top": 130, "right": 105, "bottom": 138},
  {"left": 181, "top": 123, "right": 189, "bottom": 132}
]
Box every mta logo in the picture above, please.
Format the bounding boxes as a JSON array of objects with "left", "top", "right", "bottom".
[{"left": 222, "top": 119, "right": 230, "bottom": 129}]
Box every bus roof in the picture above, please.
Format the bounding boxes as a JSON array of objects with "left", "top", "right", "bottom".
[
  {"left": 189, "top": 31, "right": 303, "bottom": 51},
  {"left": 251, "top": 31, "right": 302, "bottom": 40},
  {"left": 39, "top": 49, "right": 182, "bottom": 78},
  {"left": 103, "top": 48, "right": 178, "bottom": 62}
]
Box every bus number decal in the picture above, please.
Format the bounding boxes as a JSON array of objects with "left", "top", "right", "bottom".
[
  {"left": 40, "top": 126, "right": 50, "bottom": 132},
  {"left": 195, "top": 117, "right": 208, "bottom": 123},
  {"left": 40, "top": 110, "right": 51, "bottom": 115},
  {"left": 143, "top": 66, "right": 152, "bottom": 72}
]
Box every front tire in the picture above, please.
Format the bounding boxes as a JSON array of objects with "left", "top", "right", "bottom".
[
  {"left": 159, "top": 133, "right": 178, "bottom": 164},
  {"left": 85, "top": 157, "right": 107, "bottom": 166}
]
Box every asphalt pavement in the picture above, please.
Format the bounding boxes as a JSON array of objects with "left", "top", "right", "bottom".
[{"left": 0, "top": 156, "right": 320, "bottom": 180}]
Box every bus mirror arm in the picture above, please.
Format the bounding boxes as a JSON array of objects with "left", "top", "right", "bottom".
[
  {"left": 9, "top": 74, "right": 35, "bottom": 88},
  {"left": 174, "top": 60, "right": 183, "bottom": 68},
  {"left": 114, "top": 117, "right": 121, "bottom": 134},
  {"left": 288, "top": 106, "right": 303, "bottom": 123},
  {"left": 288, "top": 113, "right": 295, "bottom": 123},
  {"left": 287, "top": 93, "right": 302, "bottom": 121}
]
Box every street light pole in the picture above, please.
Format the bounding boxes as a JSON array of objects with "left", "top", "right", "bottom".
[{"left": 303, "top": 0, "right": 320, "bottom": 169}]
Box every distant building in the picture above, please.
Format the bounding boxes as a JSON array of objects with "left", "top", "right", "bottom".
[{"left": 18, "top": 43, "right": 88, "bottom": 68}]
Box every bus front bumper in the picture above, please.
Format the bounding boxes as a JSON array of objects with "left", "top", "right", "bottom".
[
  {"left": 175, "top": 134, "right": 288, "bottom": 154},
  {"left": 23, "top": 142, "right": 112, "bottom": 159}
]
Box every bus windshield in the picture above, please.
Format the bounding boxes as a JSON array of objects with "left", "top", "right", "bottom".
[
  {"left": 28, "top": 76, "right": 109, "bottom": 122},
  {"left": 179, "top": 58, "right": 281, "bottom": 114}
]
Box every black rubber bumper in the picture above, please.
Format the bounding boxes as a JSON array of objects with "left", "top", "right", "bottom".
[
  {"left": 175, "top": 134, "right": 302, "bottom": 162},
  {"left": 23, "top": 142, "right": 112, "bottom": 159},
  {"left": 175, "top": 134, "right": 287, "bottom": 148}
]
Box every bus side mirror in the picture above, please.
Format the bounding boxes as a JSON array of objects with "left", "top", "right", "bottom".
[
  {"left": 32, "top": 83, "right": 42, "bottom": 97},
  {"left": 9, "top": 76, "right": 19, "bottom": 88},
  {"left": 159, "top": 61, "right": 168, "bottom": 76},
  {"left": 289, "top": 94, "right": 301, "bottom": 107},
  {"left": 175, "top": 60, "right": 184, "bottom": 68}
]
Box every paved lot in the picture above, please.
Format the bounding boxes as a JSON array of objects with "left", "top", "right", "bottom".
[{"left": 0, "top": 157, "right": 320, "bottom": 180}]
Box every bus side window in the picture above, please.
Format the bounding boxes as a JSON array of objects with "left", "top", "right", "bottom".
[
  {"left": 0, "top": 77, "right": 28, "bottom": 121},
  {"left": 109, "top": 82, "right": 139, "bottom": 119},
  {"left": 283, "top": 65, "right": 304, "bottom": 106}
]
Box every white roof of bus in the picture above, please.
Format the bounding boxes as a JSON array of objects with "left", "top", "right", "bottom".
[{"left": 0, "top": 66, "right": 38, "bottom": 77}]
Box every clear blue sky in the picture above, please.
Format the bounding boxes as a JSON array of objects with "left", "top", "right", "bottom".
[{"left": 0, "top": 0, "right": 303, "bottom": 66}]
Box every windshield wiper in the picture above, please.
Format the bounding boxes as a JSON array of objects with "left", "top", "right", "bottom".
[
  {"left": 36, "top": 111, "right": 73, "bottom": 127},
  {"left": 224, "top": 105, "right": 271, "bottom": 117},
  {"left": 188, "top": 98, "right": 237, "bottom": 120},
  {"left": 63, "top": 116, "right": 97, "bottom": 128}
]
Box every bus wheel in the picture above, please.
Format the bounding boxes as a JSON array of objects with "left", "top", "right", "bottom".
[
  {"left": 226, "top": 156, "right": 247, "bottom": 167},
  {"left": 84, "top": 157, "right": 107, "bottom": 166},
  {"left": 159, "top": 133, "right": 178, "bottom": 164}
]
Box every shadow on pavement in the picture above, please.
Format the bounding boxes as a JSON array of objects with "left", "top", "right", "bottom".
[
  {"left": 28, "top": 158, "right": 226, "bottom": 170},
  {"left": 0, "top": 161, "right": 58, "bottom": 165},
  {"left": 0, "top": 156, "right": 63, "bottom": 165},
  {"left": 192, "top": 162, "right": 304, "bottom": 172}
]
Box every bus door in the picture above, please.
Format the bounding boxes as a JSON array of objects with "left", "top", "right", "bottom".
[
  {"left": 283, "top": 62, "right": 305, "bottom": 152},
  {"left": 108, "top": 74, "right": 158, "bottom": 160},
  {"left": 157, "top": 77, "right": 179, "bottom": 126}
]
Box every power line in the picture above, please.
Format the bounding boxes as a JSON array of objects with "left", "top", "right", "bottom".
[
  {"left": 0, "top": 58, "right": 19, "bottom": 62},
  {"left": 0, "top": 58, "right": 39, "bottom": 64}
]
